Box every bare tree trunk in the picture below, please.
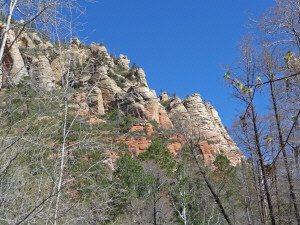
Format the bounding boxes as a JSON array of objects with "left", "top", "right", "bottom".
[
  {"left": 269, "top": 81, "right": 300, "bottom": 224},
  {"left": 249, "top": 94, "right": 276, "bottom": 225},
  {"left": 153, "top": 197, "right": 157, "bottom": 225},
  {"left": 271, "top": 143, "right": 282, "bottom": 225},
  {"left": 53, "top": 88, "right": 68, "bottom": 225},
  {"left": 0, "top": 0, "right": 17, "bottom": 88},
  {"left": 0, "top": 0, "right": 17, "bottom": 66},
  {"left": 53, "top": 15, "right": 73, "bottom": 223},
  {"left": 181, "top": 130, "right": 233, "bottom": 225}
]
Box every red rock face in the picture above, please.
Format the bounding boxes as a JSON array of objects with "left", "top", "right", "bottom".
[
  {"left": 167, "top": 94, "right": 245, "bottom": 166},
  {"left": 167, "top": 142, "right": 182, "bottom": 155},
  {"left": 166, "top": 134, "right": 185, "bottom": 155},
  {"left": 198, "top": 141, "right": 219, "bottom": 166},
  {"left": 145, "top": 102, "right": 173, "bottom": 129},
  {"left": 128, "top": 123, "right": 154, "bottom": 136},
  {"left": 87, "top": 116, "right": 105, "bottom": 125},
  {"left": 100, "top": 118, "right": 243, "bottom": 172},
  {"left": 115, "top": 136, "right": 152, "bottom": 156}
]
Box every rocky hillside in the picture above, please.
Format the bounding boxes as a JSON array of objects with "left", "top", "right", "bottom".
[{"left": 0, "top": 25, "right": 244, "bottom": 166}]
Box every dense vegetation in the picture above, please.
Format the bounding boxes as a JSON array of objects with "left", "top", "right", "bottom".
[{"left": 0, "top": 0, "right": 299, "bottom": 224}]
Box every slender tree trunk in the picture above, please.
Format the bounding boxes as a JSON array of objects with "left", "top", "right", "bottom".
[
  {"left": 249, "top": 95, "right": 276, "bottom": 225},
  {"left": 53, "top": 22, "right": 72, "bottom": 224},
  {"left": 257, "top": 165, "right": 266, "bottom": 224},
  {"left": 271, "top": 144, "right": 282, "bottom": 225},
  {"left": 53, "top": 92, "right": 68, "bottom": 225},
  {"left": 248, "top": 141, "right": 265, "bottom": 224},
  {"left": 0, "top": 0, "right": 17, "bottom": 65},
  {"left": 0, "top": 0, "right": 17, "bottom": 88},
  {"left": 153, "top": 195, "right": 157, "bottom": 225},
  {"left": 186, "top": 139, "right": 232, "bottom": 225},
  {"left": 269, "top": 81, "right": 300, "bottom": 224}
]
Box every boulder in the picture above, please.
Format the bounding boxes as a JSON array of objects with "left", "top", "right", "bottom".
[
  {"left": 30, "top": 54, "right": 55, "bottom": 90},
  {"left": 168, "top": 97, "right": 190, "bottom": 122},
  {"left": 159, "top": 92, "right": 170, "bottom": 102},
  {"left": 90, "top": 42, "right": 108, "bottom": 57},
  {"left": 135, "top": 68, "right": 148, "bottom": 87},
  {"left": 87, "top": 87, "right": 105, "bottom": 115},
  {"left": 99, "top": 73, "right": 124, "bottom": 112},
  {"left": 118, "top": 54, "right": 130, "bottom": 70},
  {"left": 116, "top": 86, "right": 173, "bottom": 129}
]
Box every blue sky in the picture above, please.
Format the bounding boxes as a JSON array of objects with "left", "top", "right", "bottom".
[{"left": 80, "top": 0, "right": 273, "bottom": 127}]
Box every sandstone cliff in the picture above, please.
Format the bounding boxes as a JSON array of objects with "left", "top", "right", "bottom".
[
  {"left": 167, "top": 93, "right": 244, "bottom": 166},
  {"left": 0, "top": 29, "right": 244, "bottom": 166}
]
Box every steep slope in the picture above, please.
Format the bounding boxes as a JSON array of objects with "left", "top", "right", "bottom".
[
  {"left": 167, "top": 94, "right": 243, "bottom": 165},
  {"left": 0, "top": 28, "right": 244, "bottom": 165}
]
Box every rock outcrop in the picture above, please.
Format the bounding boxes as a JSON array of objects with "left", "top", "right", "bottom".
[
  {"left": 0, "top": 27, "right": 28, "bottom": 87},
  {"left": 159, "top": 92, "right": 170, "bottom": 102},
  {"left": 0, "top": 28, "right": 244, "bottom": 166},
  {"left": 30, "top": 54, "right": 55, "bottom": 90},
  {"left": 116, "top": 86, "right": 173, "bottom": 129},
  {"left": 167, "top": 94, "right": 244, "bottom": 165},
  {"left": 118, "top": 54, "right": 130, "bottom": 71}
]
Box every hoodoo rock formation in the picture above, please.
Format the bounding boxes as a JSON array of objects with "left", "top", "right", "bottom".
[{"left": 0, "top": 29, "right": 244, "bottom": 166}]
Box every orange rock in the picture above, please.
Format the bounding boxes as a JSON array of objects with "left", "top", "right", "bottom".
[
  {"left": 167, "top": 142, "right": 182, "bottom": 155},
  {"left": 88, "top": 115, "right": 105, "bottom": 124},
  {"left": 124, "top": 137, "right": 152, "bottom": 156},
  {"left": 169, "top": 134, "right": 184, "bottom": 141},
  {"left": 145, "top": 124, "right": 154, "bottom": 135},
  {"left": 198, "top": 141, "right": 218, "bottom": 165},
  {"left": 128, "top": 123, "right": 154, "bottom": 136},
  {"left": 129, "top": 123, "right": 144, "bottom": 133},
  {"left": 139, "top": 142, "right": 150, "bottom": 150},
  {"left": 158, "top": 107, "right": 173, "bottom": 129},
  {"left": 145, "top": 102, "right": 173, "bottom": 129}
]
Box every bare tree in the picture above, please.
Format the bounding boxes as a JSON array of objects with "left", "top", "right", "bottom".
[{"left": 175, "top": 118, "right": 233, "bottom": 225}]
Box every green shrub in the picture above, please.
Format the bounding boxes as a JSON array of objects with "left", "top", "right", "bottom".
[
  {"left": 108, "top": 72, "right": 126, "bottom": 89},
  {"left": 33, "top": 39, "right": 41, "bottom": 45},
  {"left": 207, "top": 140, "right": 215, "bottom": 145},
  {"left": 148, "top": 120, "right": 159, "bottom": 131},
  {"left": 119, "top": 114, "right": 134, "bottom": 133},
  {"left": 116, "top": 77, "right": 126, "bottom": 89},
  {"left": 160, "top": 99, "right": 171, "bottom": 108},
  {"left": 213, "top": 154, "right": 234, "bottom": 175},
  {"left": 109, "top": 109, "right": 119, "bottom": 121},
  {"left": 139, "top": 141, "right": 176, "bottom": 170},
  {"left": 115, "top": 152, "right": 153, "bottom": 197}
]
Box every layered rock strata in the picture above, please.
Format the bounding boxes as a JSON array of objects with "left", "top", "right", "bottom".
[
  {"left": 167, "top": 94, "right": 244, "bottom": 165},
  {"left": 0, "top": 29, "right": 244, "bottom": 165}
]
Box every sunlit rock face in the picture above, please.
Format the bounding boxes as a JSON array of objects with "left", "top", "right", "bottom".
[
  {"left": 30, "top": 54, "right": 55, "bottom": 90},
  {"left": 116, "top": 86, "right": 173, "bottom": 129},
  {"left": 0, "top": 27, "right": 28, "bottom": 87},
  {"left": 168, "top": 94, "right": 244, "bottom": 166},
  {"left": 3, "top": 30, "right": 244, "bottom": 166}
]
